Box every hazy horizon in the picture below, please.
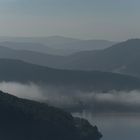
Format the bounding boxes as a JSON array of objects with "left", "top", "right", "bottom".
[
  {"left": 0, "top": 35, "right": 116, "bottom": 41},
  {"left": 0, "top": 0, "right": 140, "bottom": 41},
  {"left": 0, "top": 35, "right": 139, "bottom": 42}
]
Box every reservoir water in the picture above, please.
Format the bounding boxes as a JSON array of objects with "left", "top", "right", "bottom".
[{"left": 73, "top": 112, "right": 140, "bottom": 140}]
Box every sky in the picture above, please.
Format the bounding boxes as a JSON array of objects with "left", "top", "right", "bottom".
[{"left": 0, "top": 0, "right": 140, "bottom": 41}]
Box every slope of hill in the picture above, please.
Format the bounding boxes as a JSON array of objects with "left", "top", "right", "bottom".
[
  {"left": 0, "top": 41, "right": 80, "bottom": 56},
  {"left": 0, "top": 41, "right": 59, "bottom": 54},
  {"left": 59, "top": 39, "right": 140, "bottom": 71},
  {"left": 0, "top": 39, "right": 140, "bottom": 78},
  {"left": 50, "top": 39, "right": 140, "bottom": 78},
  {"left": 0, "top": 90, "right": 102, "bottom": 140},
  {"left": 42, "top": 35, "right": 81, "bottom": 46},
  {"left": 0, "top": 36, "right": 80, "bottom": 45},
  {"left": 0, "top": 59, "right": 140, "bottom": 91},
  {"left": 0, "top": 36, "right": 115, "bottom": 55},
  {"left": 51, "top": 39, "right": 115, "bottom": 51},
  {"left": 0, "top": 46, "right": 64, "bottom": 67}
]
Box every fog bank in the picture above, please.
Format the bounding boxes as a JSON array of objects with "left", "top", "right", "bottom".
[{"left": 0, "top": 81, "right": 140, "bottom": 113}]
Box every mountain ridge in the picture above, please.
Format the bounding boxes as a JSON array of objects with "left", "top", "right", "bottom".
[
  {"left": 0, "top": 59, "right": 139, "bottom": 91},
  {"left": 0, "top": 90, "right": 102, "bottom": 140},
  {"left": 0, "top": 36, "right": 115, "bottom": 55},
  {"left": 0, "top": 39, "right": 140, "bottom": 77}
]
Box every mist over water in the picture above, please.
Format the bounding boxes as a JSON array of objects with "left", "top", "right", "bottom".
[
  {"left": 0, "top": 81, "right": 140, "bottom": 140},
  {"left": 73, "top": 112, "right": 140, "bottom": 140},
  {"left": 0, "top": 82, "right": 44, "bottom": 100},
  {"left": 0, "top": 81, "right": 140, "bottom": 113}
]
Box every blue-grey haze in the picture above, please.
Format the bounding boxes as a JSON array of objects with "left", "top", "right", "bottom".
[{"left": 0, "top": 0, "right": 140, "bottom": 40}]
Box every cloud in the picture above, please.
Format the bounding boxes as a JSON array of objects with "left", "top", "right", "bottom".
[
  {"left": 0, "top": 81, "right": 140, "bottom": 114},
  {"left": 0, "top": 82, "right": 44, "bottom": 100}
]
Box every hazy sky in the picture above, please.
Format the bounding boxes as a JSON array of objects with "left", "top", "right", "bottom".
[{"left": 0, "top": 0, "right": 140, "bottom": 41}]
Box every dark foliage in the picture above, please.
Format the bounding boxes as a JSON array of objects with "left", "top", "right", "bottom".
[{"left": 0, "top": 91, "right": 102, "bottom": 140}]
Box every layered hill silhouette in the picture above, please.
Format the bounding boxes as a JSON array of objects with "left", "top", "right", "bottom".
[
  {"left": 0, "top": 36, "right": 115, "bottom": 55},
  {"left": 65, "top": 39, "right": 140, "bottom": 73},
  {"left": 0, "top": 90, "right": 102, "bottom": 140},
  {"left": 0, "top": 41, "right": 61, "bottom": 55},
  {"left": 0, "top": 39, "right": 140, "bottom": 78},
  {"left": 45, "top": 37, "right": 115, "bottom": 52},
  {"left": 0, "top": 59, "right": 140, "bottom": 91}
]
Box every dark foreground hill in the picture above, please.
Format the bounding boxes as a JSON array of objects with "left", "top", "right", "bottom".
[
  {"left": 0, "top": 90, "right": 102, "bottom": 140},
  {"left": 0, "top": 59, "right": 140, "bottom": 91}
]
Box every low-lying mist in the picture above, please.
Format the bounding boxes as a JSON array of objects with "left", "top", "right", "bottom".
[{"left": 0, "top": 81, "right": 140, "bottom": 114}]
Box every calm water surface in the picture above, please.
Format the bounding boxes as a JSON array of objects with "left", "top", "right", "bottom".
[{"left": 73, "top": 112, "right": 140, "bottom": 140}]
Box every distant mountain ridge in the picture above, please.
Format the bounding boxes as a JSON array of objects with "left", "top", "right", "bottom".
[
  {"left": 48, "top": 38, "right": 115, "bottom": 51},
  {"left": 0, "top": 41, "right": 60, "bottom": 55},
  {"left": 0, "top": 38, "right": 140, "bottom": 77},
  {"left": 64, "top": 39, "right": 140, "bottom": 76},
  {"left": 60, "top": 39, "right": 140, "bottom": 71},
  {"left": 0, "top": 59, "right": 139, "bottom": 91},
  {"left": 0, "top": 36, "right": 115, "bottom": 55}
]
